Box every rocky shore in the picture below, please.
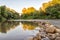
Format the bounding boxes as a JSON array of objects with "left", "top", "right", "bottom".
[{"left": 28, "top": 21, "right": 60, "bottom": 40}]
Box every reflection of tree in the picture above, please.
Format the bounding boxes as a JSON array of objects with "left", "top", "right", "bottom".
[
  {"left": 21, "top": 21, "right": 38, "bottom": 30},
  {"left": 0, "top": 21, "right": 20, "bottom": 33}
]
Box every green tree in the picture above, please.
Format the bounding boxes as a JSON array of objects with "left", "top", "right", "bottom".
[
  {"left": 45, "top": 4, "right": 60, "bottom": 19},
  {"left": 0, "top": 5, "right": 20, "bottom": 21}
]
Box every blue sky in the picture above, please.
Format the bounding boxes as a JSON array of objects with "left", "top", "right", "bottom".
[{"left": 0, "top": 0, "right": 51, "bottom": 13}]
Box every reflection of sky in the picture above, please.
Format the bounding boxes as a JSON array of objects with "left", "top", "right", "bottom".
[
  {"left": 0, "top": 0, "right": 51, "bottom": 13},
  {"left": 0, "top": 22, "right": 39, "bottom": 40}
]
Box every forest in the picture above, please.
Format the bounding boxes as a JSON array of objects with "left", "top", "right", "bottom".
[
  {"left": 0, "top": 0, "right": 60, "bottom": 21},
  {"left": 21, "top": 0, "right": 60, "bottom": 19},
  {"left": 0, "top": 5, "right": 20, "bottom": 21}
]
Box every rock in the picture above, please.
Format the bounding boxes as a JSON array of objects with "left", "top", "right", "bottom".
[
  {"left": 28, "top": 37, "right": 33, "bottom": 40},
  {"left": 39, "top": 28, "right": 45, "bottom": 32},
  {"left": 33, "top": 37, "right": 38, "bottom": 40},
  {"left": 55, "top": 29, "right": 60, "bottom": 33},
  {"left": 41, "top": 37, "right": 50, "bottom": 40},
  {"left": 45, "top": 27, "right": 56, "bottom": 33},
  {"left": 49, "top": 25, "right": 55, "bottom": 27},
  {"left": 42, "top": 22, "right": 46, "bottom": 25},
  {"left": 55, "top": 37, "right": 60, "bottom": 40},
  {"left": 44, "top": 24, "right": 51, "bottom": 27},
  {"left": 36, "top": 33, "right": 41, "bottom": 40},
  {"left": 47, "top": 33, "right": 56, "bottom": 40},
  {"left": 55, "top": 33, "right": 60, "bottom": 37},
  {"left": 39, "top": 32, "right": 46, "bottom": 38}
]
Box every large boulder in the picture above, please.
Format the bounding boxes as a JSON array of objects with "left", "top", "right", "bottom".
[{"left": 45, "top": 27, "right": 56, "bottom": 33}]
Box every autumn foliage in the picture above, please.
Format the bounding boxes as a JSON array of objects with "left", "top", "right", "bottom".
[
  {"left": 22, "top": 7, "right": 36, "bottom": 14},
  {"left": 21, "top": 0, "right": 60, "bottom": 19}
]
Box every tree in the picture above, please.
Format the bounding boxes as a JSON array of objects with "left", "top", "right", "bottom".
[
  {"left": 45, "top": 4, "right": 60, "bottom": 19},
  {"left": 0, "top": 5, "right": 20, "bottom": 21}
]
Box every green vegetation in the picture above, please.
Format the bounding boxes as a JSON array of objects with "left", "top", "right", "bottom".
[
  {"left": 0, "top": 5, "right": 20, "bottom": 21},
  {"left": 21, "top": 4, "right": 60, "bottom": 19},
  {"left": 46, "top": 4, "right": 60, "bottom": 19},
  {"left": 0, "top": 4, "right": 60, "bottom": 20}
]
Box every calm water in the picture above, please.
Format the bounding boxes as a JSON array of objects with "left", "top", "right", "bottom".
[
  {"left": 0, "top": 20, "right": 60, "bottom": 40},
  {"left": 0, "top": 21, "right": 40, "bottom": 40}
]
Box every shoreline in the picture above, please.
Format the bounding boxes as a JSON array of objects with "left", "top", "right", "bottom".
[
  {"left": 28, "top": 21, "right": 60, "bottom": 40},
  {"left": 8, "top": 20, "right": 60, "bottom": 28}
]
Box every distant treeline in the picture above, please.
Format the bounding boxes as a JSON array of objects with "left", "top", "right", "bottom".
[
  {"left": 21, "top": 0, "right": 60, "bottom": 19},
  {"left": 0, "top": 0, "right": 60, "bottom": 20},
  {"left": 0, "top": 5, "right": 20, "bottom": 21},
  {"left": 21, "top": 4, "right": 60, "bottom": 19}
]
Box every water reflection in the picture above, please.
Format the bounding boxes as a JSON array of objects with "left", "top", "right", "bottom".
[
  {"left": 0, "top": 21, "right": 20, "bottom": 33},
  {"left": 0, "top": 21, "right": 59, "bottom": 40},
  {"left": 21, "top": 21, "right": 38, "bottom": 30},
  {"left": 0, "top": 21, "right": 39, "bottom": 33},
  {"left": 0, "top": 21, "right": 40, "bottom": 40}
]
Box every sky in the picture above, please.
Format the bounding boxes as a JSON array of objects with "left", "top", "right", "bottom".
[{"left": 0, "top": 0, "right": 51, "bottom": 13}]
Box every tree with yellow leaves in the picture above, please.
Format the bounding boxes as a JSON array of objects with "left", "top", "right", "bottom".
[
  {"left": 41, "top": 0, "right": 60, "bottom": 12},
  {"left": 22, "top": 7, "right": 36, "bottom": 14}
]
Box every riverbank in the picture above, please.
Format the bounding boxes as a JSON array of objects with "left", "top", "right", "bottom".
[
  {"left": 8, "top": 19, "right": 60, "bottom": 28},
  {"left": 28, "top": 21, "right": 60, "bottom": 40}
]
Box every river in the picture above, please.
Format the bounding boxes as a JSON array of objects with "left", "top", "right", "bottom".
[{"left": 0, "top": 20, "right": 60, "bottom": 40}]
